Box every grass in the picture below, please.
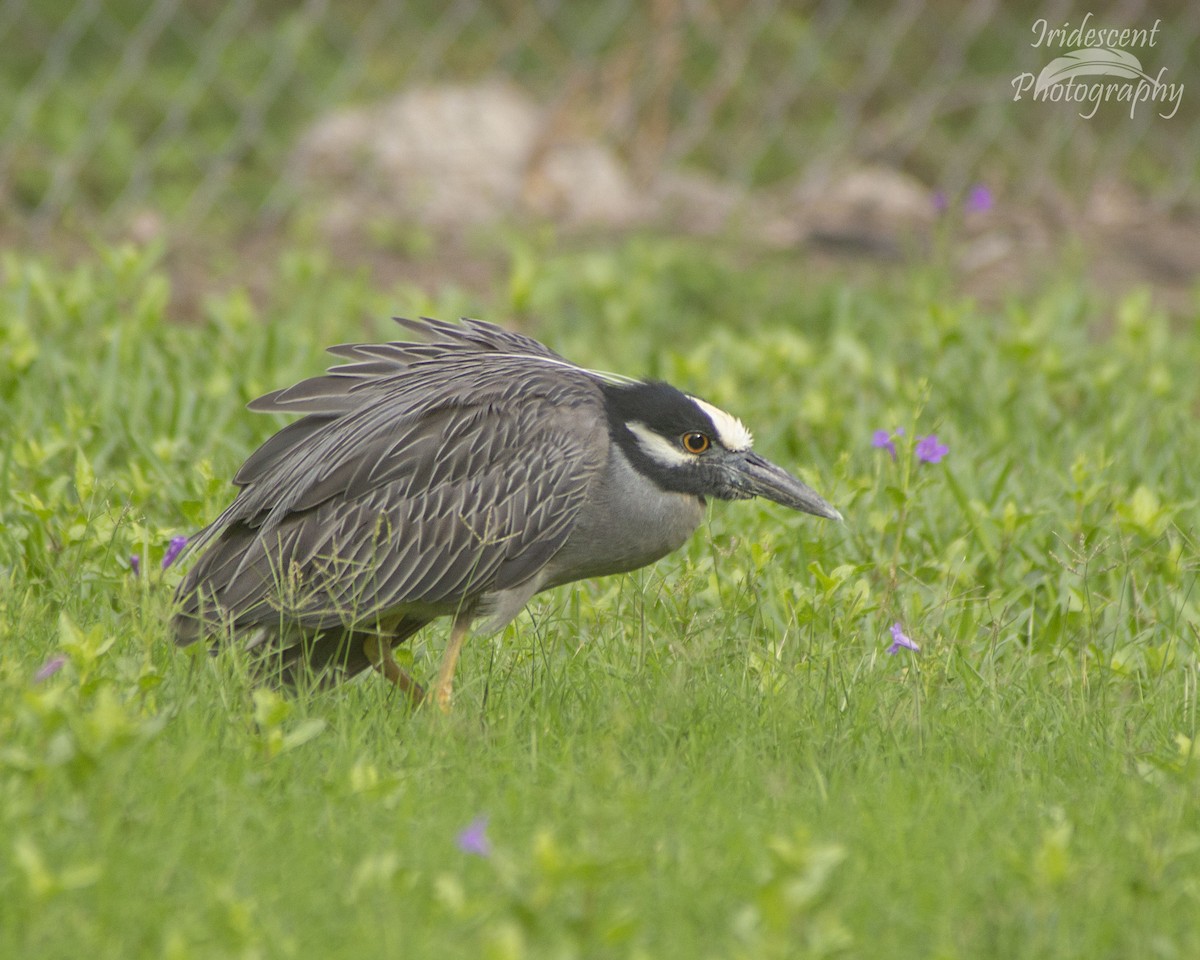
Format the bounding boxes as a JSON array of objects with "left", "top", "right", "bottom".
[{"left": 1, "top": 236, "right": 1199, "bottom": 958}]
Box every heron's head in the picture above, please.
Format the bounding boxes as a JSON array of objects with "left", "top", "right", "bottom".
[{"left": 603, "top": 380, "right": 842, "bottom": 521}]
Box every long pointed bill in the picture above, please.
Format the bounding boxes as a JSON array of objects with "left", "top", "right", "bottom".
[{"left": 734, "top": 452, "right": 843, "bottom": 521}]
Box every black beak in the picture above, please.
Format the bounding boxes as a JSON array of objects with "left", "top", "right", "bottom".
[{"left": 733, "top": 451, "right": 842, "bottom": 521}]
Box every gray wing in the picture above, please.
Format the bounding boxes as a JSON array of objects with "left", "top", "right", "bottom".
[
  {"left": 246, "top": 316, "right": 569, "bottom": 417},
  {"left": 174, "top": 320, "right": 609, "bottom": 643}
]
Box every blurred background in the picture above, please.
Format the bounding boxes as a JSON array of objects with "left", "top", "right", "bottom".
[{"left": 2, "top": 0, "right": 1198, "bottom": 311}]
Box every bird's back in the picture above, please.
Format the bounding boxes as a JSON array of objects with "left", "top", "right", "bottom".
[{"left": 172, "top": 318, "right": 611, "bottom": 677}]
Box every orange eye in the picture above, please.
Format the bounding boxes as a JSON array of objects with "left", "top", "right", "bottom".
[{"left": 682, "top": 432, "right": 710, "bottom": 454}]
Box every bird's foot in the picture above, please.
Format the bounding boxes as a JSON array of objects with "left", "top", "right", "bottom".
[
  {"left": 433, "top": 679, "right": 454, "bottom": 714},
  {"left": 431, "top": 615, "right": 471, "bottom": 714},
  {"left": 363, "top": 636, "right": 426, "bottom": 708}
]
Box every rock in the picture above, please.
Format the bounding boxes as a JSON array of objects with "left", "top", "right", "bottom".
[
  {"left": 291, "top": 82, "right": 543, "bottom": 231},
  {"left": 290, "top": 81, "right": 754, "bottom": 239},
  {"left": 772, "top": 165, "right": 937, "bottom": 255},
  {"left": 523, "top": 142, "right": 645, "bottom": 228},
  {"left": 650, "top": 170, "right": 745, "bottom": 235}
]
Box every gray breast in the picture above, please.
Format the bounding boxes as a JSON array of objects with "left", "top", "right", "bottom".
[{"left": 540, "top": 442, "right": 705, "bottom": 588}]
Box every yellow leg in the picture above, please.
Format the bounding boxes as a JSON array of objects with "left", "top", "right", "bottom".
[
  {"left": 363, "top": 635, "right": 426, "bottom": 706},
  {"left": 433, "top": 615, "right": 472, "bottom": 713}
]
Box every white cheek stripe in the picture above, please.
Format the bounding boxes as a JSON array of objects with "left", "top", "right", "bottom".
[
  {"left": 626, "top": 421, "right": 693, "bottom": 467},
  {"left": 689, "top": 397, "right": 754, "bottom": 451}
]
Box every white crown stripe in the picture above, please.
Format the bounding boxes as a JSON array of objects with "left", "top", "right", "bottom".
[{"left": 689, "top": 397, "right": 754, "bottom": 451}]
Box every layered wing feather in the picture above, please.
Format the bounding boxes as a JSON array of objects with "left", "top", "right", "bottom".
[{"left": 174, "top": 318, "right": 609, "bottom": 646}]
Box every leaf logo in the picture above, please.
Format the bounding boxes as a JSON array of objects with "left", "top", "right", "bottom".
[{"left": 1034, "top": 47, "right": 1155, "bottom": 97}]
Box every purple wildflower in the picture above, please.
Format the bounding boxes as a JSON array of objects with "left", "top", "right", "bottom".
[
  {"left": 161, "top": 536, "right": 188, "bottom": 570},
  {"left": 34, "top": 655, "right": 67, "bottom": 682},
  {"left": 130, "top": 554, "right": 141, "bottom": 576},
  {"left": 872, "top": 427, "right": 904, "bottom": 461},
  {"left": 965, "top": 184, "right": 993, "bottom": 214},
  {"left": 932, "top": 190, "right": 949, "bottom": 213},
  {"left": 456, "top": 817, "right": 491, "bottom": 857},
  {"left": 887, "top": 623, "right": 920, "bottom": 655},
  {"left": 915, "top": 435, "right": 949, "bottom": 464}
]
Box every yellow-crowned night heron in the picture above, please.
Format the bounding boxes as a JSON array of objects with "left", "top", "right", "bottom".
[{"left": 173, "top": 317, "right": 840, "bottom": 709}]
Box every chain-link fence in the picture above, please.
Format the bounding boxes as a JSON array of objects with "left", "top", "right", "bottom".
[{"left": 1, "top": 0, "right": 1197, "bottom": 248}]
